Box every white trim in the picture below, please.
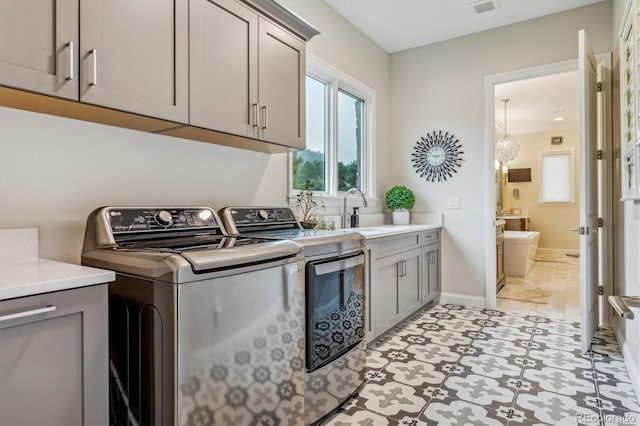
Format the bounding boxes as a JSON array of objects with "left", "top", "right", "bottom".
[
  {"left": 438, "top": 292, "right": 486, "bottom": 309},
  {"left": 484, "top": 54, "right": 612, "bottom": 315},
  {"left": 615, "top": 326, "right": 640, "bottom": 408},
  {"left": 289, "top": 54, "right": 377, "bottom": 204},
  {"left": 484, "top": 59, "right": 578, "bottom": 310}
]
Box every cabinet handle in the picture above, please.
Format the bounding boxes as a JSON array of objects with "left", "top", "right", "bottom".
[
  {"left": 66, "top": 41, "right": 74, "bottom": 81},
  {"left": 261, "top": 106, "right": 269, "bottom": 129},
  {"left": 89, "top": 48, "right": 98, "bottom": 86},
  {"left": 0, "top": 305, "right": 56, "bottom": 322},
  {"left": 252, "top": 103, "right": 259, "bottom": 127}
]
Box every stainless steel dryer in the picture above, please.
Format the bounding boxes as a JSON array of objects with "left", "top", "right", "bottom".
[
  {"left": 81, "top": 206, "right": 305, "bottom": 426},
  {"left": 219, "top": 206, "right": 367, "bottom": 425}
]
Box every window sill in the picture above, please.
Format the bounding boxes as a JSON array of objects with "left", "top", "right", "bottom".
[{"left": 287, "top": 194, "right": 378, "bottom": 211}]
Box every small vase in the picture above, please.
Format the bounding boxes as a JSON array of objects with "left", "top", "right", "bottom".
[
  {"left": 392, "top": 209, "right": 410, "bottom": 225},
  {"left": 300, "top": 221, "right": 317, "bottom": 229}
]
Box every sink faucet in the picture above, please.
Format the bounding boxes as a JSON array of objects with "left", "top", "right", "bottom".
[{"left": 343, "top": 188, "right": 368, "bottom": 228}]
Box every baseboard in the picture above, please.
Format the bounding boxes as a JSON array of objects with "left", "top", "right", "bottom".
[
  {"left": 438, "top": 292, "right": 486, "bottom": 308},
  {"left": 615, "top": 326, "right": 640, "bottom": 408}
]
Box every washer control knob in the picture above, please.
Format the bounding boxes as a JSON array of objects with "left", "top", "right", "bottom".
[
  {"left": 257, "top": 209, "right": 269, "bottom": 220},
  {"left": 155, "top": 210, "right": 173, "bottom": 227}
]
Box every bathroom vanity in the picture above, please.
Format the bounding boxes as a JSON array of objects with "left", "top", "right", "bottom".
[{"left": 500, "top": 216, "right": 529, "bottom": 231}]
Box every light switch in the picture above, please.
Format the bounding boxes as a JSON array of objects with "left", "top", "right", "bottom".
[{"left": 448, "top": 197, "right": 461, "bottom": 209}]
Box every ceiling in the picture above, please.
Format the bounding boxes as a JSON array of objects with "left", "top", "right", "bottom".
[
  {"left": 495, "top": 70, "right": 579, "bottom": 136},
  {"left": 323, "top": 0, "right": 586, "bottom": 136},
  {"left": 324, "top": 0, "right": 605, "bottom": 53}
]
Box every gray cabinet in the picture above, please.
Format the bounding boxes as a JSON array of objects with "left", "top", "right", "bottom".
[
  {"left": 0, "top": 285, "right": 108, "bottom": 425},
  {"left": 189, "top": 0, "right": 305, "bottom": 148},
  {"left": 0, "top": 0, "right": 79, "bottom": 100},
  {"left": 421, "top": 229, "right": 441, "bottom": 305},
  {"left": 80, "top": 0, "right": 189, "bottom": 122},
  {"left": 369, "top": 232, "right": 422, "bottom": 340},
  {"left": 257, "top": 18, "right": 305, "bottom": 148}
]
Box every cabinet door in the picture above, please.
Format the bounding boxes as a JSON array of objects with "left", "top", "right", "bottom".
[
  {"left": 0, "top": 0, "right": 78, "bottom": 99},
  {"left": 422, "top": 243, "right": 441, "bottom": 304},
  {"left": 398, "top": 248, "right": 421, "bottom": 315},
  {"left": 80, "top": 0, "right": 188, "bottom": 122},
  {"left": 189, "top": 0, "right": 258, "bottom": 138},
  {"left": 258, "top": 18, "right": 305, "bottom": 148},
  {"left": 0, "top": 285, "right": 108, "bottom": 425},
  {"left": 372, "top": 254, "right": 400, "bottom": 336}
]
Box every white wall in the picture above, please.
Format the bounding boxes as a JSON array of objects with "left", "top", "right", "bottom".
[
  {"left": 390, "top": 2, "right": 613, "bottom": 300},
  {"left": 0, "top": 1, "right": 390, "bottom": 263}
]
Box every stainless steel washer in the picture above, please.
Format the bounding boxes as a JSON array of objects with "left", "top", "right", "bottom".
[
  {"left": 81, "top": 206, "right": 305, "bottom": 426},
  {"left": 219, "top": 206, "right": 367, "bottom": 425}
]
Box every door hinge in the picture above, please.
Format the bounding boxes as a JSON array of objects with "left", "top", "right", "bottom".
[
  {"left": 598, "top": 285, "right": 604, "bottom": 295},
  {"left": 579, "top": 226, "right": 588, "bottom": 235},
  {"left": 597, "top": 82, "right": 602, "bottom": 92},
  {"left": 597, "top": 150, "right": 604, "bottom": 160},
  {"left": 597, "top": 218, "right": 604, "bottom": 228}
]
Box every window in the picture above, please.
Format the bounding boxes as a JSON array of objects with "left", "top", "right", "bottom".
[
  {"left": 291, "top": 56, "right": 375, "bottom": 202},
  {"left": 539, "top": 150, "right": 575, "bottom": 203}
]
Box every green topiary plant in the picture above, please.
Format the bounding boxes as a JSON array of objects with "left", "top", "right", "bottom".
[{"left": 385, "top": 185, "right": 416, "bottom": 210}]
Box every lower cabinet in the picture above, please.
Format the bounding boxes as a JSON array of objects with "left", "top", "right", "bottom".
[
  {"left": 0, "top": 285, "right": 108, "bottom": 425},
  {"left": 422, "top": 242, "right": 441, "bottom": 305},
  {"left": 372, "top": 248, "right": 421, "bottom": 335},
  {"left": 368, "top": 228, "right": 441, "bottom": 341}
]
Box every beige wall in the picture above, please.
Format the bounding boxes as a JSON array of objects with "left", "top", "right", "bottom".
[
  {"left": 0, "top": 0, "right": 390, "bottom": 263},
  {"left": 390, "top": 1, "right": 613, "bottom": 299},
  {"left": 501, "top": 129, "right": 580, "bottom": 250}
]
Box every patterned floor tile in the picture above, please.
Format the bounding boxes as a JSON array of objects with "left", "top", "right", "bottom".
[
  {"left": 358, "top": 381, "right": 427, "bottom": 417},
  {"left": 418, "top": 398, "right": 507, "bottom": 425},
  {"left": 318, "top": 303, "right": 640, "bottom": 426},
  {"left": 441, "top": 374, "right": 516, "bottom": 408},
  {"left": 472, "top": 338, "right": 528, "bottom": 357},
  {"left": 458, "top": 353, "right": 522, "bottom": 379},
  {"left": 528, "top": 348, "right": 592, "bottom": 371}
]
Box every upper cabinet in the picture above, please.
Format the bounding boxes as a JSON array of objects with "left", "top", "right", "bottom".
[
  {"left": 0, "top": 0, "right": 79, "bottom": 100},
  {"left": 257, "top": 19, "right": 305, "bottom": 148},
  {"left": 80, "top": 0, "right": 189, "bottom": 123},
  {"left": 0, "top": 0, "right": 316, "bottom": 152},
  {"left": 189, "top": 0, "right": 305, "bottom": 149},
  {"left": 189, "top": 0, "right": 258, "bottom": 138}
]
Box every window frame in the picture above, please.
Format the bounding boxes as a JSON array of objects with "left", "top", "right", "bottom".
[
  {"left": 288, "top": 55, "right": 377, "bottom": 208},
  {"left": 538, "top": 148, "right": 576, "bottom": 204}
]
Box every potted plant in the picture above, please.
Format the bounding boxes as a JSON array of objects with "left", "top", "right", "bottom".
[
  {"left": 385, "top": 185, "right": 416, "bottom": 225},
  {"left": 296, "top": 179, "right": 320, "bottom": 229}
]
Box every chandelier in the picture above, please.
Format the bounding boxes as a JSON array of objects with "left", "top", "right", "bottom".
[{"left": 495, "top": 98, "right": 519, "bottom": 163}]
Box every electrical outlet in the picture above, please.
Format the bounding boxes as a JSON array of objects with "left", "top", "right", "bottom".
[{"left": 448, "top": 197, "right": 461, "bottom": 209}]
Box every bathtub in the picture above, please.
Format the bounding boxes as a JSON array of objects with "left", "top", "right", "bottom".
[{"left": 504, "top": 231, "right": 540, "bottom": 277}]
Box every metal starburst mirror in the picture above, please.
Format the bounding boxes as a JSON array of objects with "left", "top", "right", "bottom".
[{"left": 412, "top": 130, "right": 464, "bottom": 182}]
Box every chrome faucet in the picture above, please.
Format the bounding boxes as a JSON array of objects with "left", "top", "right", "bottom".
[{"left": 343, "top": 188, "right": 368, "bottom": 228}]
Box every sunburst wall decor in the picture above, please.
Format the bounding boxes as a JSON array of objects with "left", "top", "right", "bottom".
[{"left": 411, "top": 130, "right": 464, "bottom": 182}]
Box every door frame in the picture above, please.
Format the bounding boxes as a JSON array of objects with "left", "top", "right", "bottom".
[{"left": 483, "top": 56, "right": 613, "bottom": 325}]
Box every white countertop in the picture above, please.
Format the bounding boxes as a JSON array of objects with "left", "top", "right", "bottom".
[
  {"left": 354, "top": 224, "right": 441, "bottom": 239},
  {"left": 0, "top": 258, "right": 115, "bottom": 301}
]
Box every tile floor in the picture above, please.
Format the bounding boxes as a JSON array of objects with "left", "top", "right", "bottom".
[
  {"left": 321, "top": 303, "right": 640, "bottom": 426},
  {"left": 498, "top": 250, "right": 581, "bottom": 323}
]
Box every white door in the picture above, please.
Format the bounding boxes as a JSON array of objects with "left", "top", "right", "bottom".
[{"left": 579, "top": 30, "right": 599, "bottom": 353}]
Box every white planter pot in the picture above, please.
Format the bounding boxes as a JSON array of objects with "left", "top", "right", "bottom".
[{"left": 392, "top": 209, "right": 410, "bottom": 225}]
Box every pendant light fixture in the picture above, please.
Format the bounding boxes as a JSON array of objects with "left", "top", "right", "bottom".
[{"left": 495, "top": 98, "right": 519, "bottom": 163}]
